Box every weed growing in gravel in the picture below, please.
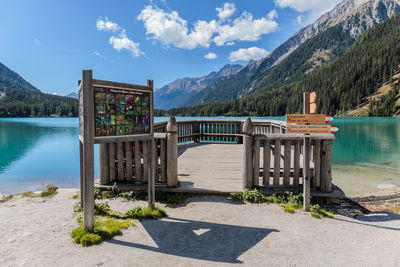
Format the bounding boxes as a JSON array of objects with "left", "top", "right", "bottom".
[
  {"left": 40, "top": 184, "right": 58, "bottom": 198},
  {"left": 231, "top": 189, "right": 335, "bottom": 218},
  {"left": 72, "top": 201, "right": 167, "bottom": 246},
  {"left": 125, "top": 206, "right": 167, "bottom": 220},
  {"left": 309, "top": 204, "right": 335, "bottom": 218},
  {"left": 94, "top": 187, "right": 195, "bottom": 205},
  {"left": 71, "top": 218, "right": 134, "bottom": 246}
]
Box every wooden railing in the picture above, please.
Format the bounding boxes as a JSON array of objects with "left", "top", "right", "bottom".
[
  {"left": 99, "top": 117, "right": 178, "bottom": 187},
  {"left": 155, "top": 119, "right": 285, "bottom": 144},
  {"left": 99, "top": 117, "right": 334, "bottom": 194},
  {"left": 242, "top": 118, "right": 334, "bottom": 192}
]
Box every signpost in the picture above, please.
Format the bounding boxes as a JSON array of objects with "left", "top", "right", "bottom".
[
  {"left": 286, "top": 124, "right": 338, "bottom": 134},
  {"left": 79, "top": 70, "right": 155, "bottom": 231},
  {"left": 286, "top": 92, "right": 338, "bottom": 211}
]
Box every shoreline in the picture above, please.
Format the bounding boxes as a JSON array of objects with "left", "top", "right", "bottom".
[{"left": 1, "top": 187, "right": 399, "bottom": 211}]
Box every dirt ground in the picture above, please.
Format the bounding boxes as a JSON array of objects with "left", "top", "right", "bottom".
[{"left": 1, "top": 189, "right": 400, "bottom": 266}]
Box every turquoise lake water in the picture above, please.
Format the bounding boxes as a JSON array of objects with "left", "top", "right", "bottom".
[{"left": 1, "top": 117, "right": 399, "bottom": 196}]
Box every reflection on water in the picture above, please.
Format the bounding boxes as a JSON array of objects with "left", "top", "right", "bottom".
[
  {"left": 0, "top": 118, "right": 99, "bottom": 194},
  {"left": 0, "top": 117, "right": 399, "bottom": 196}
]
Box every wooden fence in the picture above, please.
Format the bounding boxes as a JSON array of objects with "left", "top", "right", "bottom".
[
  {"left": 99, "top": 117, "right": 334, "bottom": 194},
  {"left": 242, "top": 118, "right": 335, "bottom": 193}
]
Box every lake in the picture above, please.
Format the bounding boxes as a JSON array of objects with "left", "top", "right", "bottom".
[{"left": 1, "top": 117, "right": 399, "bottom": 196}]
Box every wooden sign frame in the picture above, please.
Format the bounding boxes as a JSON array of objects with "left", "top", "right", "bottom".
[{"left": 79, "top": 70, "right": 155, "bottom": 231}]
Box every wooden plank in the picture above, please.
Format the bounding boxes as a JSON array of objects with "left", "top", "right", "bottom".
[
  {"left": 320, "top": 139, "right": 332, "bottom": 192},
  {"left": 286, "top": 124, "right": 334, "bottom": 134},
  {"left": 143, "top": 140, "right": 149, "bottom": 182},
  {"left": 273, "top": 140, "right": 281, "bottom": 186},
  {"left": 160, "top": 139, "right": 167, "bottom": 182},
  {"left": 303, "top": 136, "right": 311, "bottom": 211},
  {"left": 134, "top": 141, "right": 141, "bottom": 182},
  {"left": 286, "top": 114, "right": 331, "bottom": 124},
  {"left": 99, "top": 143, "right": 110, "bottom": 185},
  {"left": 79, "top": 141, "right": 84, "bottom": 209},
  {"left": 92, "top": 79, "right": 152, "bottom": 91},
  {"left": 82, "top": 70, "right": 94, "bottom": 231},
  {"left": 314, "top": 140, "right": 321, "bottom": 188},
  {"left": 125, "top": 142, "right": 133, "bottom": 181},
  {"left": 263, "top": 140, "right": 271, "bottom": 186},
  {"left": 254, "top": 134, "right": 335, "bottom": 140},
  {"left": 109, "top": 143, "right": 116, "bottom": 182},
  {"left": 154, "top": 140, "right": 160, "bottom": 182},
  {"left": 293, "top": 140, "right": 300, "bottom": 186},
  {"left": 94, "top": 134, "right": 153, "bottom": 144},
  {"left": 283, "top": 141, "right": 291, "bottom": 186},
  {"left": 253, "top": 139, "right": 260, "bottom": 186},
  {"left": 117, "top": 142, "right": 124, "bottom": 181}
]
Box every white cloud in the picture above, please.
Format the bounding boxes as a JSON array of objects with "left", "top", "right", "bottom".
[
  {"left": 34, "top": 38, "right": 41, "bottom": 46},
  {"left": 216, "top": 3, "right": 236, "bottom": 21},
  {"left": 97, "top": 18, "right": 143, "bottom": 58},
  {"left": 109, "top": 31, "right": 143, "bottom": 58},
  {"left": 204, "top": 52, "right": 217, "bottom": 59},
  {"left": 97, "top": 17, "right": 121, "bottom": 32},
  {"left": 274, "top": 0, "right": 341, "bottom": 13},
  {"left": 137, "top": 4, "right": 278, "bottom": 49},
  {"left": 229, "top": 47, "right": 268, "bottom": 62},
  {"left": 267, "top": 10, "right": 278, "bottom": 20},
  {"left": 297, "top": 15, "right": 303, "bottom": 25},
  {"left": 94, "top": 51, "right": 106, "bottom": 59},
  {"left": 213, "top": 12, "right": 278, "bottom": 46},
  {"left": 137, "top": 5, "right": 218, "bottom": 50},
  {"left": 226, "top": 41, "right": 235, "bottom": 46},
  {"left": 52, "top": 92, "right": 58, "bottom": 95}
]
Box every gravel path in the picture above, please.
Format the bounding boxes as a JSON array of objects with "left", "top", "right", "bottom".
[{"left": 0, "top": 189, "right": 399, "bottom": 266}]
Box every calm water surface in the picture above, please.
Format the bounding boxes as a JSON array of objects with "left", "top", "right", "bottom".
[{"left": 1, "top": 117, "right": 399, "bottom": 195}]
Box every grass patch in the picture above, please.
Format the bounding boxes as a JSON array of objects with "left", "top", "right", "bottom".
[
  {"left": 40, "top": 184, "right": 58, "bottom": 198},
  {"left": 72, "top": 194, "right": 79, "bottom": 199},
  {"left": 310, "top": 204, "right": 335, "bottom": 218},
  {"left": 94, "top": 187, "right": 194, "bottom": 205},
  {"left": 282, "top": 205, "right": 295, "bottom": 213},
  {"left": 16, "top": 191, "right": 40, "bottom": 198},
  {"left": 125, "top": 206, "right": 167, "bottom": 220},
  {"left": 231, "top": 189, "right": 303, "bottom": 213},
  {"left": 72, "top": 202, "right": 167, "bottom": 246},
  {"left": 311, "top": 212, "right": 322, "bottom": 218},
  {"left": 71, "top": 218, "right": 134, "bottom": 246},
  {"left": 231, "top": 189, "right": 335, "bottom": 218}
]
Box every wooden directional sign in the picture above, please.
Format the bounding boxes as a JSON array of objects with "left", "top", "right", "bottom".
[
  {"left": 286, "top": 124, "right": 339, "bottom": 134},
  {"left": 286, "top": 114, "right": 333, "bottom": 124}
]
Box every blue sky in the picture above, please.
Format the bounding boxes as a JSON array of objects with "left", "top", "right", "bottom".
[{"left": 0, "top": 0, "right": 342, "bottom": 95}]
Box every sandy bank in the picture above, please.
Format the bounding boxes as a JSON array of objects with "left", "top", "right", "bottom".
[{"left": 0, "top": 189, "right": 399, "bottom": 266}]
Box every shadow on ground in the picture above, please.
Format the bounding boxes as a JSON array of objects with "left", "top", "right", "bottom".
[{"left": 107, "top": 217, "right": 278, "bottom": 263}]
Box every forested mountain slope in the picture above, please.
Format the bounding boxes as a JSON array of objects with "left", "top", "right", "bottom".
[
  {"left": 0, "top": 62, "right": 78, "bottom": 117},
  {"left": 162, "top": 12, "right": 400, "bottom": 117},
  {"left": 183, "top": 0, "right": 400, "bottom": 107}
]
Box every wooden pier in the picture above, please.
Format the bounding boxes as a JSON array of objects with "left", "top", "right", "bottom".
[{"left": 96, "top": 118, "right": 343, "bottom": 197}]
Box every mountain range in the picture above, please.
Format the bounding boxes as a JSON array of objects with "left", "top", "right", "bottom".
[
  {"left": 0, "top": 63, "right": 78, "bottom": 117},
  {"left": 157, "top": 0, "right": 400, "bottom": 117},
  {"left": 154, "top": 64, "right": 242, "bottom": 109}
]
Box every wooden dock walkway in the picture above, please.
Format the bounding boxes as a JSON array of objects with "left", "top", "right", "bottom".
[
  {"left": 178, "top": 144, "right": 243, "bottom": 193},
  {"left": 96, "top": 118, "right": 344, "bottom": 197}
]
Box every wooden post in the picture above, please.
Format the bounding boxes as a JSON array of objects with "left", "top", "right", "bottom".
[
  {"left": 148, "top": 79, "right": 155, "bottom": 208},
  {"left": 99, "top": 144, "right": 110, "bottom": 185},
  {"left": 167, "top": 117, "right": 178, "bottom": 187},
  {"left": 320, "top": 139, "right": 332, "bottom": 192},
  {"left": 303, "top": 92, "right": 311, "bottom": 211},
  {"left": 79, "top": 140, "right": 83, "bottom": 209},
  {"left": 82, "top": 70, "right": 94, "bottom": 231},
  {"left": 242, "top": 117, "right": 253, "bottom": 190}
]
